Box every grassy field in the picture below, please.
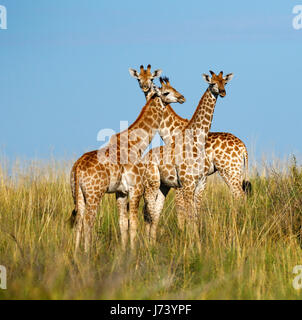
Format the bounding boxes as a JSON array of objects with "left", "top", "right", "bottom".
[{"left": 0, "top": 157, "right": 301, "bottom": 300}]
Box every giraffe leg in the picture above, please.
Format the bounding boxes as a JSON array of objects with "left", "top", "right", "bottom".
[
  {"left": 194, "top": 176, "right": 207, "bottom": 213},
  {"left": 129, "top": 195, "right": 140, "bottom": 250},
  {"left": 83, "top": 197, "right": 100, "bottom": 253},
  {"left": 82, "top": 180, "right": 108, "bottom": 253},
  {"left": 148, "top": 185, "right": 170, "bottom": 244},
  {"left": 143, "top": 162, "right": 161, "bottom": 243},
  {"left": 70, "top": 170, "right": 86, "bottom": 253},
  {"left": 176, "top": 159, "right": 208, "bottom": 236},
  {"left": 182, "top": 181, "right": 200, "bottom": 239},
  {"left": 75, "top": 194, "right": 85, "bottom": 252},
  {"left": 184, "top": 190, "right": 197, "bottom": 222},
  {"left": 176, "top": 191, "right": 203, "bottom": 234},
  {"left": 175, "top": 189, "right": 186, "bottom": 231},
  {"left": 75, "top": 219, "right": 83, "bottom": 252},
  {"left": 143, "top": 188, "right": 157, "bottom": 240},
  {"left": 128, "top": 185, "right": 144, "bottom": 250},
  {"left": 193, "top": 176, "right": 207, "bottom": 237},
  {"left": 116, "top": 192, "right": 129, "bottom": 250}
]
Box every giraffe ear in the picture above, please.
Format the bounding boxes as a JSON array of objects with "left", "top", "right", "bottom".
[
  {"left": 224, "top": 73, "right": 234, "bottom": 83},
  {"left": 129, "top": 68, "right": 139, "bottom": 79},
  {"left": 202, "top": 74, "right": 211, "bottom": 84},
  {"left": 152, "top": 69, "right": 162, "bottom": 79}
]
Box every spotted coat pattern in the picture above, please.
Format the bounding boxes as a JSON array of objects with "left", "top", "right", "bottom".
[
  {"left": 142, "top": 71, "right": 247, "bottom": 241},
  {"left": 69, "top": 69, "right": 185, "bottom": 251}
]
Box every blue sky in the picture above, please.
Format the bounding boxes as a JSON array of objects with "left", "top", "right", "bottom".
[{"left": 0, "top": 0, "right": 301, "bottom": 163}]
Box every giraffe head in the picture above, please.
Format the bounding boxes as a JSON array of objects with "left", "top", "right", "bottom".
[
  {"left": 129, "top": 64, "right": 162, "bottom": 94},
  {"left": 202, "top": 70, "right": 234, "bottom": 98},
  {"left": 159, "top": 76, "right": 186, "bottom": 104}
]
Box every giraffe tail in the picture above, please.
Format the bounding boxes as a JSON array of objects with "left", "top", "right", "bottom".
[
  {"left": 68, "top": 163, "right": 81, "bottom": 228},
  {"left": 242, "top": 148, "right": 252, "bottom": 196},
  {"left": 69, "top": 209, "right": 77, "bottom": 228}
]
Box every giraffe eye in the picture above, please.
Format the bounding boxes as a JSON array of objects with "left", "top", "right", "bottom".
[{"left": 163, "top": 92, "right": 169, "bottom": 96}]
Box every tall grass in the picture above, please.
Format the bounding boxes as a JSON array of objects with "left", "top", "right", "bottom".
[{"left": 0, "top": 157, "right": 301, "bottom": 299}]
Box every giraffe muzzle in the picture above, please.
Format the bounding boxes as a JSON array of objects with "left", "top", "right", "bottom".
[
  {"left": 178, "top": 96, "right": 186, "bottom": 104},
  {"left": 219, "top": 90, "right": 226, "bottom": 97}
]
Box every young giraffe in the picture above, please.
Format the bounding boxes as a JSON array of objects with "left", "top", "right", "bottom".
[
  {"left": 129, "top": 66, "right": 250, "bottom": 197},
  {"left": 142, "top": 71, "right": 236, "bottom": 240},
  {"left": 129, "top": 67, "right": 250, "bottom": 240},
  {"left": 115, "top": 65, "right": 185, "bottom": 249},
  {"left": 69, "top": 70, "right": 185, "bottom": 251}
]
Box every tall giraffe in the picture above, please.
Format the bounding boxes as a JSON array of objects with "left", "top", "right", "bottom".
[
  {"left": 143, "top": 71, "right": 236, "bottom": 240},
  {"left": 129, "top": 67, "right": 250, "bottom": 241},
  {"left": 129, "top": 66, "right": 250, "bottom": 197},
  {"left": 69, "top": 69, "right": 185, "bottom": 251}
]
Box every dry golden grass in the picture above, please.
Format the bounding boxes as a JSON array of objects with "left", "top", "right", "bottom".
[{"left": 0, "top": 157, "right": 301, "bottom": 299}]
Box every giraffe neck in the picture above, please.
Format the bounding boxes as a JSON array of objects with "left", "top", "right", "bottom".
[
  {"left": 111, "top": 95, "right": 166, "bottom": 162},
  {"left": 143, "top": 88, "right": 188, "bottom": 146},
  {"left": 145, "top": 82, "right": 159, "bottom": 101},
  {"left": 158, "top": 105, "right": 189, "bottom": 145},
  {"left": 186, "top": 88, "right": 217, "bottom": 136}
]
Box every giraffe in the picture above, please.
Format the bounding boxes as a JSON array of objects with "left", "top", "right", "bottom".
[
  {"left": 142, "top": 71, "right": 237, "bottom": 241},
  {"left": 129, "top": 64, "right": 162, "bottom": 100},
  {"left": 129, "top": 67, "right": 250, "bottom": 241},
  {"left": 129, "top": 66, "right": 250, "bottom": 197},
  {"left": 69, "top": 68, "right": 185, "bottom": 251}
]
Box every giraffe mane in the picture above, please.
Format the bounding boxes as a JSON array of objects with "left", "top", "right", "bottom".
[
  {"left": 115, "top": 98, "right": 155, "bottom": 138},
  {"left": 159, "top": 76, "right": 170, "bottom": 87},
  {"left": 166, "top": 105, "right": 188, "bottom": 122}
]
